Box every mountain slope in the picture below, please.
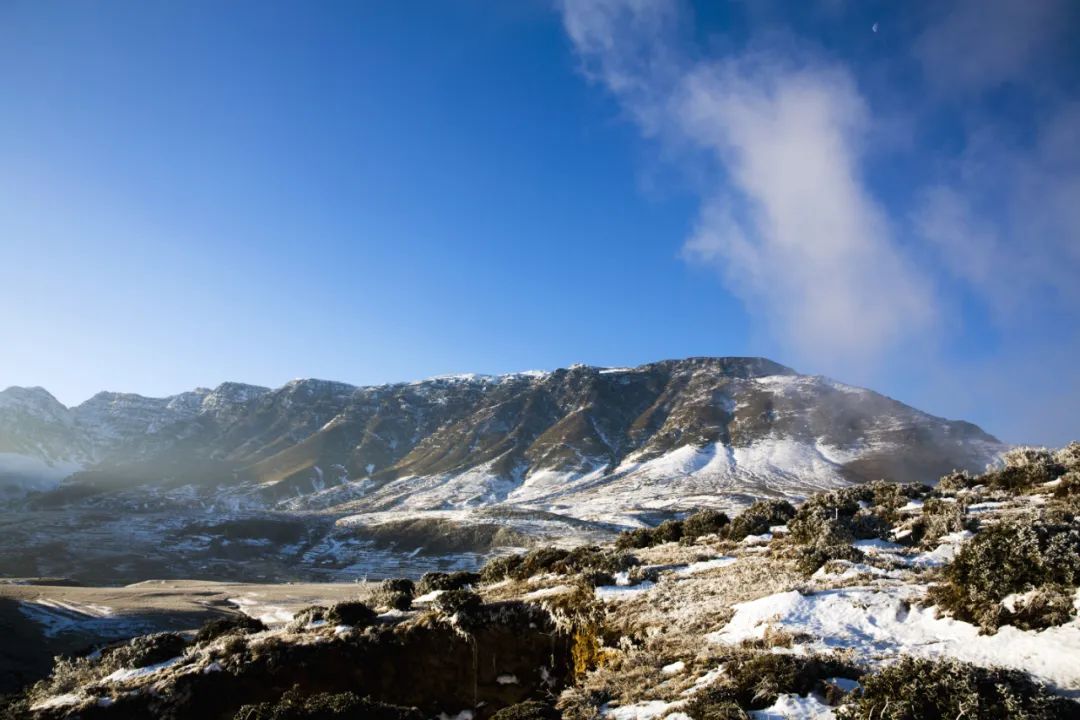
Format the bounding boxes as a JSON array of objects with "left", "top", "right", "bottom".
[{"left": 0, "top": 358, "right": 1003, "bottom": 517}]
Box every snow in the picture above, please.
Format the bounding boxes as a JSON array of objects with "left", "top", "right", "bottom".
[
  {"left": 750, "top": 694, "right": 835, "bottom": 720},
  {"left": 675, "top": 557, "right": 737, "bottom": 576},
  {"left": 524, "top": 585, "right": 574, "bottom": 600},
  {"left": 707, "top": 586, "right": 1080, "bottom": 692},
  {"left": 661, "top": 661, "right": 686, "bottom": 675},
  {"left": 30, "top": 693, "right": 84, "bottom": 711},
  {"left": 601, "top": 700, "right": 680, "bottom": 719},
  {"left": 104, "top": 656, "right": 184, "bottom": 683},
  {"left": 742, "top": 533, "right": 773, "bottom": 545},
  {"left": 229, "top": 596, "right": 294, "bottom": 625},
  {"left": 496, "top": 674, "right": 519, "bottom": 685},
  {"left": 414, "top": 590, "right": 445, "bottom": 603},
  {"left": 595, "top": 581, "right": 656, "bottom": 600}
]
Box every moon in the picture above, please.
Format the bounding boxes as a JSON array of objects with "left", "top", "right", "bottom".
[{"left": 872, "top": 22, "right": 879, "bottom": 33}]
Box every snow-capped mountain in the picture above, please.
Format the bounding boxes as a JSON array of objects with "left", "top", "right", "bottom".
[{"left": 0, "top": 358, "right": 1004, "bottom": 515}]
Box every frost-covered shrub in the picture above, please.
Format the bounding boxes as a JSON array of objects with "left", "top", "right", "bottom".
[
  {"left": 909, "top": 498, "right": 969, "bottom": 547},
  {"left": 480, "top": 553, "right": 523, "bottom": 583},
  {"left": 788, "top": 485, "right": 905, "bottom": 547},
  {"left": 614, "top": 508, "right": 731, "bottom": 550},
  {"left": 840, "top": 656, "right": 1074, "bottom": 720},
  {"left": 372, "top": 578, "right": 415, "bottom": 611},
  {"left": 929, "top": 518, "right": 1080, "bottom": 631},
  {"left": 981, "top": 446, "right": 1067, "bottom": 492},
  {"left": 795, "top": 542, "right": 865, "bottom": 575},
  {"left": 554, "top": 546, "right": 638, "bottom": 576},
  {"left": 232, "top": 687, "right": 423, "bottom": 720},
  {"left": 937, "top": 470, "right": 976, "bottom": 492},
  {"left": 327, "top": 600, "right": 378, "bottom": 627},
  {"left": 683, "top": 509, "right": 731, "bottom": 539},
  {"left": 1053, "top": 442, "right": 1080, "bottom": 472},
  {"left": 614, "top": 527, "right": 656, "bottom": 550},
  {"left": 686, "top": 652, "right": 859, "bottom": 714},
  {"left": 103, "top": 632, "right": 188, "bottom": 669},
  {"left": 490, "top": 700, "right": 561, "bottom": 720},
  {"left": 1001, "top": 585, "right": 1077, "bottom": 631},
  {"left": 432, "top": 589, "right": 485, "bottom": 630},
  {"left": 483, "top": 545, "right": 637, "bottom": 581},
  {"left": 196, "top": 615, "right": 267, "bottom": 644},
  {"left": 288, "top": 606, "right": 330, "bottom": 631},
  {"left": 416, "top": 571, "right": 479, "bottom": 595},
  {"left": 511, "top": 547, "right": 571, "bottom": 580},
  {"left": 726, "top": 499, "right": 796, "bottom": 541}
]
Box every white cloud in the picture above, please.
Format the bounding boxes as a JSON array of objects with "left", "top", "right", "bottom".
[{"left": 559, "top": 0, "right": 936, "bottom": 370}]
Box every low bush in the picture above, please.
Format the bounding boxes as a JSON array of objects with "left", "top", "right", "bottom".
[
  {"left": 372, "top": 578, "right": 415, "bottom": 611},
  {"left": 233, "top": 687, "right": 423, "bottom": 720},
  {"left": 686, "top": 651, "right": 859, "bottom": 715},
  {"left": 288, "top": 606, "right": 330, "bottom": 631},
  {"left": 196, "top": 615, "right": 267, "bottom": 644},
  {"left": 615, "top": 508, "right": 731, "bottom": 549},
  {"left": 726, "top": 499, "right": 796, "bottom": 542},
  {"left": 683, "top": 509, "right": 731, "bottom": 539},
  {"left": 787, "top": 486, "right": 904, "bottom": 548},
  {"left": 327, "top": 600, "right": 378, "bottom": 627},
  {"left": 795, "top": 543, "right": 866, "bottom": 575},
  {"left": 490, "top": 700, "right": 561, "bottom": 720},
  {"left": 929, "top": 518, "right": 1080, "bottom": 631},
  {"left": 101, "top": 632, "right": 188, "bottom": 669},
  {"left": 480, "top": 546, "right": 637, "bottom": 582},
  {"left": 416, "top": 571, "right": 480, "bottom": 595},
  {"left": 840, "top": 656, "right": 1074, "bottom": 720},
  {"left": 909, "top": 498, "right": 969, "bottom": 548}
]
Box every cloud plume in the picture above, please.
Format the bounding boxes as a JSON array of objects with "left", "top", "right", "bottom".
[{"left": 559, "top": 0, "right": 936, "bottom": 371}]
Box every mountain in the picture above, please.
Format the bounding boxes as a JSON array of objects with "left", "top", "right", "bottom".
[{"left": 0, "top": 357, "right": 1003, "bottom": 520}]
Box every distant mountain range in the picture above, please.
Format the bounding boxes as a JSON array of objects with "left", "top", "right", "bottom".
[{"left": 0, "top": 357, "right": 1004, "bottom": 522}]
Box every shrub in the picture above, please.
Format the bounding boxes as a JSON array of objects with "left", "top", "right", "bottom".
[
  {"left": 432, "top": 589, "right": 483, "bottom": 618},
  {"left": 980, "top": 446, "right": 1067, "bottom": 492},
  {"left": 511, "top": 547, "right": 571, "bottom": 580},
  {"left": 102, "top": 632, "right": 188, "bottom": 669},
  {"left": 909, "top": 498, "right": 969, "bottom": 547},
  {"left": 480, "top": 554, "right": 523, "bottom": 583},
  {"left": 372, "top": 579, "right": 415, "bottom": 611},
  {"left": 726, "top": 499, "right": 796, "bottom": 541},
  {"left": 490, "top": 700, "right": 561, "bottom": 720},
  {"left": 327, "top": 600, "right": 378, "bottom": 627},
  {"left": 233, "top": 687, "right": 423, "bottom": 720},
  {"left": 196, "top": 615, "right": 267, "bottom": 644},
  {"left": 683, "top": 509, "right": 731, "bottom": 539},
  {"left": 288, "top": 606, "right": 330, "bottom": 631},
  {"left": 614, "top": 527, "right": 656, "bottom": 550},
  {"left": 482, "top": 545, "right": 637, "bottom": 582},
  {"left": 416, "top": 571, "right": 480, "bottom": 594},
  {"left": 841, "top": 656, "right": 1074, "bottom": 720},
  {"left": 937, "top": 470, "right": 976, "bottom": 492},
  {"left": 686, "top": 652, "right": 859, "bottom": 713},
  {"left": 929, "top": 518, "right": 1080, "bottom": 631},
  {"left": 1053, "top": 442, "right": 1080, "bottom": 472},
  {"left": 795, "top": 543, "right": 865, "bottom": 575}
]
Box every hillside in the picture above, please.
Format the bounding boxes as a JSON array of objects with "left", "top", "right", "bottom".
[{"left": 3, "top": 443, "right": 1078, "bottom": 719}]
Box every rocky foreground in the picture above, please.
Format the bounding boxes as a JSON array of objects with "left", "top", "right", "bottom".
[{"left": 2, "top": 444, "right": 1079, "bottom": 720}]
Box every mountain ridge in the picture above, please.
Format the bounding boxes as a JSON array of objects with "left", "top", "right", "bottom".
[{"left": 1, "top": 357, "right": 1003, "bottom": 520}]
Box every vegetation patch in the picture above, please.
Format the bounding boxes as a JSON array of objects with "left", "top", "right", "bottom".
[
  {"left": 480, "top": 546, "right": 637, "bottom": 583},
  {"left": 233, "top": 687, "right": 423, "bottom": 720},
  {"left": 840, "top": 656, "right": 1075, "bottom": 720},
  {"left": 725, "top": 499, "right": 796, "bottom": 542},
  {"left": 372, "top": 578, "right": 416, "bottom": 611},
  {"left": 196, "top": 615, "right": 268, "bottom": 645},
  {"left": 685, "top": 651, "right": 860, "bottom": 715},
  {"left": 929, "top": 517, "right": 1080, "bottom": 631}
]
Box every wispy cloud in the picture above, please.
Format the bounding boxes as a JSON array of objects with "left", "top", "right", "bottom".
[
  {"left": 559, "top": 0, "right": 1080, "bottom": 443},
  {"left": 559, "top": 1, "right": 936, "bottom": 372}
]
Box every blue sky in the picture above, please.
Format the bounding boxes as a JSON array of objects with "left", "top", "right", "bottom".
[{"left": 1, "top": 1, "right": 1077, "bottom": 445}]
